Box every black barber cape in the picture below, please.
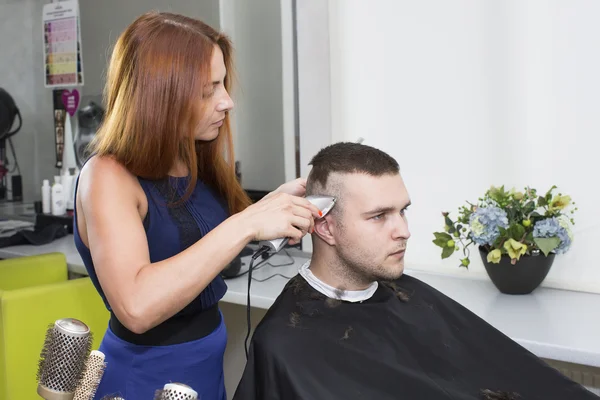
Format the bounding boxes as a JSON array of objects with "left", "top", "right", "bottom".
[{"left": 233, "top": 274, "right": 598, "bottom": 400}]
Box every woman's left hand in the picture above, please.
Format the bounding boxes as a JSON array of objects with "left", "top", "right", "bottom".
[{"left": 271, "top": 177, "right": 307, "bottom": 198}]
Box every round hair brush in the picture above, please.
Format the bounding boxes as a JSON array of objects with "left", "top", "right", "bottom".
[
  {"left": 154, "top": 383, "right": 198, "bottom": 400},
  {"left": 73, "top": 350, "right": 107, "bottom": 400},
  {"left": 36, "top": 318, "right": 93, "bottom": 400}
]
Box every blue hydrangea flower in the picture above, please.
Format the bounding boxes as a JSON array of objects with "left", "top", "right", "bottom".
[
  {"left": 533, "top": 217, "right": 572, "bottom": 254},
  {"left": 469, "top": 206, "right": 509, "bottom": 246}
]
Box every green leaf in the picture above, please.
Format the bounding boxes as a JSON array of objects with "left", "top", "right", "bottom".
[
  {"left": 525, "top": 232, "right": 534, "bottom": 243},
  {"left": 509, "top": 224, "right": 525, "bottom": 241},
  {"left": 434, "top": 232, "right": 452, "bottom": 241},
  {"left": 506, "top": 207, "right": 516, "bottom": 221},
  {"left": 433, "top": 238, "right": 447, "bottom": 247},
  {"left": 524, "top": 201, "right": 536, "bottom": 214},
  {"left": 433, "top": 232, "right": 452, "bottom": 247},
  {"left": 533, "top": 237, "right": 560, "bottom": 256},
  {"left": 441, "top": 246, "right": 455, "bottom": 259},
  {"left": 445, "top": 216, "right": 454, "bottom": 228},
  {"left": 545, "top": 185, "right": 557, "bottom": 201},
  {"left": 538, "top": 196, "right": 547, "bottom": 207},
  {"left": 503, "top": 224, "right": 525, "bottom": 242}
]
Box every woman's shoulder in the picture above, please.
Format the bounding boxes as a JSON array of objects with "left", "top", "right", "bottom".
[
  {"left": 77, "top": 155, "right": 148, "bottom": 219},
  {"left": 81, "top": 155, "right": 134, "bottom": 181},
  {"left": 83, "top": 154, "right": 125, "bottom": 173},
  {"left": 79, "top": 154, "right": 141, "bottom": 194}
]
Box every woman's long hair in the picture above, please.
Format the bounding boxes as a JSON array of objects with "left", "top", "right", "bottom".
[{"left": 90, "top": 11, "right": 251, "bottom": 214}]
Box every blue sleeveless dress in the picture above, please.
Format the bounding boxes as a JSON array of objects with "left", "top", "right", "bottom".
[{"left": 73, "top": 173, "right": 230, "bottom": 400}]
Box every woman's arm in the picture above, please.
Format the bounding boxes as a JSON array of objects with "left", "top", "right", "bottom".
[{"left": 78, "top": 157, "right": 318, "bottom": 334}]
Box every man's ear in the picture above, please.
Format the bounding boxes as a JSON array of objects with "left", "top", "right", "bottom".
[{"left": 313, "top": 216, "right": 336, "bottom": 245}]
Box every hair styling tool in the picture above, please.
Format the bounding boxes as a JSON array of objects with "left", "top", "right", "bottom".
[
  {"left": 73, "top": 350, "right": 107, "bottom": 400},
  {"left": 245, "top": 195, "right": 337, "bottom": 359},
  {"left": 37, "top": 318, "right": 93, "bottom": 400},
  {"left": 154, "top": 383, "right": 198, "bottom": 400}
]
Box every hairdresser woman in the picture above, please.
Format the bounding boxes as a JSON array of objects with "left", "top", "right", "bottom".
[{"left": 73, "top": 11, "right": 320, "bottom": 400}]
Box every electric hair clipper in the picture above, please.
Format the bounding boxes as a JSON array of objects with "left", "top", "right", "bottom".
[{"left": 258, "top": 195, "right": 337, "bottom": 254}]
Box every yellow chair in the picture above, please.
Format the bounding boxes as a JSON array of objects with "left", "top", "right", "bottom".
[{"left": 0, "top": 253, "right": 109, "bottom": 400}]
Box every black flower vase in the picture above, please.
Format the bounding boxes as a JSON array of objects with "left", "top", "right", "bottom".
[{"left": 478, "top": 246, "right": 555, "bottom": 295}]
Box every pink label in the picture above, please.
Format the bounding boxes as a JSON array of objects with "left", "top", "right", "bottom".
[{"left": 62, "top": 89, "right": 80, "bottom": 116}]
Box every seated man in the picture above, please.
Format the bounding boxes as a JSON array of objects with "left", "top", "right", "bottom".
[{"left": 233, "top": 142, "right": 598, "bottom": 400}]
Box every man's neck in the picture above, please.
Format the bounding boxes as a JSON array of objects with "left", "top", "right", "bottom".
[
  {"left": 299, "top": 258, "right": 378, "bottom": 303},
  {"left": 308, "top": 253, "right": 374, "bottom": 292}
]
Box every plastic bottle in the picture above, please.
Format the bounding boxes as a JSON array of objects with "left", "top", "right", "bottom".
[
  {"left": 70, "top": 167, "right": 79, "bottom": 211},
  {"left": 42, "top": 179, "right": 51, "bottom": 214},
  {"left": 51, "top": 176, "right": 65, "bottom": 216},
  {"left": 61, "top": 169, "right": 74, "bottom": 210}
]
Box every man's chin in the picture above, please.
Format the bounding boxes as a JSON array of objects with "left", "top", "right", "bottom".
[
  {"left": 374, "top": 262, "right": 404, "bottom": 282},
  {"left": 389, "top": 259, "right": 405, "bottom": 277}
]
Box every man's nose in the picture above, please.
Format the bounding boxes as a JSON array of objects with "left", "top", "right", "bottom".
[{"left": 392, "top": 215, "right": 411, "bottom": 240}]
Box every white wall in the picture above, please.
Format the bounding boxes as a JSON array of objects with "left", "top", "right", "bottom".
[
  {"left": 320, "top": 0, "right": 600, "bottom": 293},
  {"left": 500, "top": 0, "right": 600, "bottom": 293}
]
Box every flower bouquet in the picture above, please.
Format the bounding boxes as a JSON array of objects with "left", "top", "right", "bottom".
[{"left": 432, "top": 185, "right": 577, "bottom": 294}]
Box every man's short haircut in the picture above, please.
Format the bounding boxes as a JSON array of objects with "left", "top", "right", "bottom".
[
  {"left": 305, "top": 143, "right": 400, "bottom": 219},
  {"left": 306, "top": 142, "right": 400, "bottom": 200}
]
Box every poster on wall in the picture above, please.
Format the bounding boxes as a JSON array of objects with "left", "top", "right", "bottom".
[{"left": 43, "top": 0, "right": 84, "bottom": 88}]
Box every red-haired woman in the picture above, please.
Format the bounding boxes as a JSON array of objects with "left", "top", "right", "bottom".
[{"left": 73, "top": 11, "right": 320, "bottom": 400}]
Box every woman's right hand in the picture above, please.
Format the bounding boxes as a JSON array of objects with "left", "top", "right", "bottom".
[{"left": 240, "top": 193, "right": 323, "bottom": 245}]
